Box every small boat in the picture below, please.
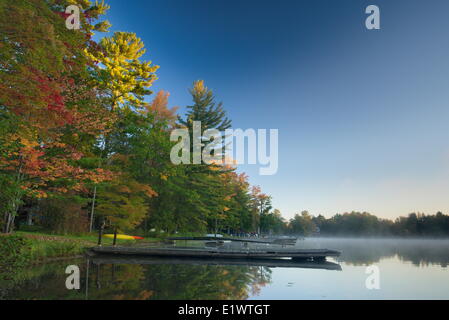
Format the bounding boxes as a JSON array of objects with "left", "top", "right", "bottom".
[{"left": 103, "top": 234, "right": 144, "bottom": 240}]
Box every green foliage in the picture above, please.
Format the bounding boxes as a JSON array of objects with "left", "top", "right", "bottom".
[
  {"left": 179, "top": 80, "right": 232, "bottom": 132},
  {"left": 314, "top": 212, "right": 389, "bottom": 236},
  {"left": 27, "top": 239, "right": 84, "bottom": 261},
  {"left": 96, "top": 175, "right": 155, "bottom": 232},
  {"left": 296, "top": 211, "right": 449, "bottom": 237},
  {"left": 390, "top": 212, "right": 449, "bottom": 237},
  {"left": 0, "top": 0, "right": 113, "bottom": 233},
  {"left": 2, "top": 1, "right": 449, "bottom": 243},
  {"left": 0, "top": 0, "right": 278, "bottom": 238},
  {"left": 38, "top": 196, "right": 89, "bottom": 234},
  {"left": 288, "top": 211, "right": 316, "bottom": 236},
  {"left": 0, "top": 235, "right": 32, "bottom": 280},
  {"left": 0, "top": 173, "right": 24, "bottom": 230},
  {"left": 260, "top": 209, "right": 286, "bottom": 235},
  {"left": 0, "top": 233, "right": 90, "bottom": 290}
]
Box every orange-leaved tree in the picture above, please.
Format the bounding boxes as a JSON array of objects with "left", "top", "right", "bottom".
[{"left": 0, "top": 0, "right": 113, "bottom": 233}]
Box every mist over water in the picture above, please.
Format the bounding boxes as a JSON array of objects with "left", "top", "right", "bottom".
[
  {"left": 256, "top": 238, "right": 449, "bottom": 300},
  {"left": 300, "top": 237, "right": 449, "bottom": 267},
  {"left": 2, "top": 238, "right": 449, "bottom": 300}
]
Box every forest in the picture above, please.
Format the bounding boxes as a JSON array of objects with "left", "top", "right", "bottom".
[
  {"left": 1, "top": 0, "right": 448, "bottom": 239},
  {"left": 288, "top": 211, "right": 449, "bottom": 237},
  {"left": 0, "top": 0, "right": 285, "bottom": 237}
]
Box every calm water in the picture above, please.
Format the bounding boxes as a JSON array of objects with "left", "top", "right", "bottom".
[{"left": 2, "top": 238, "right": 449, "bottom": 300}]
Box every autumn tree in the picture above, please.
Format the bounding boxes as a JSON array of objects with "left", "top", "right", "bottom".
[
  {"left": 85, "top": 31, "right": 159, "bottom": 111},
  {"left": 102, "top": 92, "right": 179, "bottom": 232},
  {"left": 0, "top": 0, "right": 285, "bottom": 236},
  {"left": 0, "top": 0, "right": 113, "bottom": 233}
]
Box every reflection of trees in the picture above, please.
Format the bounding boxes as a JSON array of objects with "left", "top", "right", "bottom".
[
  {"left": 86, "top": 263, "right": 272, "bottom": 300},
  {"left": 312, "top": 238, "right": 449, "bottom": 267},
  {"left": 6, "top": 239, "right": 449, "bottom": 300},
  {"left": 138, "top": 264, "right": 271, "bottom": 300},
  {"left": 3, "top": 260, "right": 272, "bottom": 300},
  {"left": 396, "top": 245, "right": 449, "bottom": 268},
  {"left": 88, "top": 264, "right": 148, "bottom": 300},
  {"left": 2, "top": 259, "right": 86, "bottom": 300},
  {"left": 249, "top": 266, "right": 271, "bottom": 296}
]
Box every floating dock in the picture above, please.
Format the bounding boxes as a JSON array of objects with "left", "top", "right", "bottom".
[{"left": 90, "top": 246, "right": 341, "bottom": 261}]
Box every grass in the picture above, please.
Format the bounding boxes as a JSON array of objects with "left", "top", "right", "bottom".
[
  {"left": 17, "top": 231, "right": 159, "bottom": 244},
  {"left": 12, "top": 231, "right": 161, "bottom": 263},
  {"left": 27, "top": 239, "right": 85, "bottom": 262}
]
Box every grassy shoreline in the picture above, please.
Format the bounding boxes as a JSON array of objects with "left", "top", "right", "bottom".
[
  {"left": 0, "top": 231, "right": 160, "bottom": 289},
  {"left": 0, "top": 231, "right": 161, "bottom": 271}
]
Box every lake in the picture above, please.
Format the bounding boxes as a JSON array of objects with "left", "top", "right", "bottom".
[{"left": 2, "top": 238, "right": 449, "bottom": 300}]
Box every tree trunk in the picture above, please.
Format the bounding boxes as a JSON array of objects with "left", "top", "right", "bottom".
[
  {"left": 89, "top": 186, "right": 97, "bottom": 233},
  {"left": 5, "top": 209, "right": 15, "bottom": 234},
  {"left": 3, "top": 212, "right": 11, "bottom": 233},
  {"left": 2, "top": 212, "right": 9, "bottom": 233},
  {"left": 4, "top": 161, "right": 24, "bottom": 234},
  {"left": 9, "top": 214, "right": 16, "bottom": 233},
  {"left": 26, "top": 211, "right": 33, "bottom": 226}
]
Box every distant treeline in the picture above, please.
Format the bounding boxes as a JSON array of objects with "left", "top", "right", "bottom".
[{"left": 286, "top": 211, "right": 449, "bottom": 237}]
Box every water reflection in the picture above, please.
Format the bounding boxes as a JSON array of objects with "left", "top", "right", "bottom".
[
  {"left": 88, "top": 261, "right": 272, "bottom": 300},
  {"left": 2, "top": 255, "right": 341, "bottom": 300},
  {"left": 90, "top": 256, "right": 342, "bottom": 270},
  {"left": 3, "top": 239, "right": 449, "bottom": 300},
  {"left": 2, "top": 258, "right": 275, "bottom": 300},
  {"left": 88, "top": 255, "right": 341, "bottom": 300},
  {"left": 303, "top": 238, "right": 449, "bottom": 267}
]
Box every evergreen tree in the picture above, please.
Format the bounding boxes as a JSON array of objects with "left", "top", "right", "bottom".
[{"left": 179, "top": 80, "right": 231, "bottom": 132}]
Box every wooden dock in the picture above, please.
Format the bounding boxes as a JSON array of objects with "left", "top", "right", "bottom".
[{"left": 90, "top": 246, "right": 341, "bottom": 261}]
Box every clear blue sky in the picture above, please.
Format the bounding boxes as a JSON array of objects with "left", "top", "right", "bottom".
[{"left": 103, "top": 0, "right": 449, "bottom": 220}]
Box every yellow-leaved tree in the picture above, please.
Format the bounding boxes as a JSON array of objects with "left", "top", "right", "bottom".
[
  {"left": 84, "top": 31, "right": 159, "bottom": 233},
  {"left": 85, "top": 31, "right": 159, "bottom": 110}
]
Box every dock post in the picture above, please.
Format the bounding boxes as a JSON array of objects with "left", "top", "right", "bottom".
[
  {"left": 113, "top": 227, "right": 118, "bottom": 246},
  {"left": 97, "top": 221, "right": 105, "bottom": 246}
]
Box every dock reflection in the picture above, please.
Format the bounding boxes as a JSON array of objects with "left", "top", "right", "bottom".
[
  {"left": 89, "top": 255, "right": 342, "bottom": 271},
  {"left": 82, "top": 255, "right": 340, "bottom": 300}
]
